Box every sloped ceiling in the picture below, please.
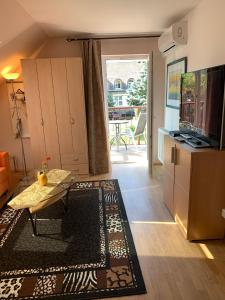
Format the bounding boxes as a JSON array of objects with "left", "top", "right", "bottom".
[
  {"left": 17, "top": 0, "right": 201, "bottom": 37},
  {"left": 0, "top": 0, "right": 47, "bottom": 82},
  {"left": 0, "top": 0, "right": 36, "bottom": 47}
]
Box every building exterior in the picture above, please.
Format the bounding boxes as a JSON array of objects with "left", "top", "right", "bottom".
[{"left": 106, "top": 60, "right": 146, "bottom": 107}]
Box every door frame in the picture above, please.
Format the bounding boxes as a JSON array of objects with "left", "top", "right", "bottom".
[{"left": 102, "top": 54, "right": 153, "bottom": 170}]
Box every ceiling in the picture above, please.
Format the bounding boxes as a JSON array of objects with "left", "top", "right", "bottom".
[
  {"left": 17, "top": 0, "right": 201, "bottom": 37},
  {"left": 0, "top": 0, "right": 46, "bottom": 81},
  {"left": 0, "top": 0, "right": 35, "bottom": 47}
]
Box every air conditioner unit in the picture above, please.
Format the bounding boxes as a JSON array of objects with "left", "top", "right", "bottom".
[{"left": 158, "top": 21, "right": 188, "bottom": 54}]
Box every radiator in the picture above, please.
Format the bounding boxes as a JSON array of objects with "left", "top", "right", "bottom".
[{"left": 158, "top": 128, "right": 169, "bottom": 163}]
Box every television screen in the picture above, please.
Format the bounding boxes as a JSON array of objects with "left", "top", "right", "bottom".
[
  {"left": 180, "top": 65, "right": 225, "bottom": 146},
  {"left": 180, "top": 71, "right": 196, "bottom": 125}
]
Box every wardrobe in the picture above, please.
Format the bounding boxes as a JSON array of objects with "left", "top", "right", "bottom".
[{"left": 21, "top": 57, "right": 89, "bottom": 175}]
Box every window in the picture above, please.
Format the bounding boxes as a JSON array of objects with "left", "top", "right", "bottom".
[
  {"left": 113, "top": 98, "right": 118, "bottom": 105},
  {"left": 114, "top": 95, "right": 122, "bottom": 101},
  {"left": 127, "top": 78, "right": 134, "bottom": 89},
  {"left": 119, "top": 100, "right": 123, "bottom": 106},
  {"left": 114, "top": 79, "right": 122, "bottom": 89}
]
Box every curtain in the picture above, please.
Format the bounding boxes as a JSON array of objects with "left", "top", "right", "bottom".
[{"left": 82, "top": 39, "right": 110, "bottom": 175}]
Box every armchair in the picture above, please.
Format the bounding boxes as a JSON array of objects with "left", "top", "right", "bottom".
[{"left": 0, "top": 152, "right": 11, "bottom": 197}]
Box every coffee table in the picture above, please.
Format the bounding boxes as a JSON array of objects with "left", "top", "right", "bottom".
[{"left": 8, "top": 169, "right": 76, "bottom": 236}]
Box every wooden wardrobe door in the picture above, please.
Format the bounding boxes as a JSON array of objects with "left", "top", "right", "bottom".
[
  {"left": 36, "top": 59, "right": 61, "bottom": 169},
  {"left": 51, "top": 58, "right": 75, "bottom": 165},
  {"left": 21, "top": 59, "right": 46, "bottom": 169},
  {"left": 174, "top": 144, "right": 191, "bottom": 193},
  {"left": 65, "top": 57, "right": 88, "bottom": 163}
]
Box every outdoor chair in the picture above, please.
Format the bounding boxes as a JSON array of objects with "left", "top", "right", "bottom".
[{"left": 121, "top": 112, "right": 147, "bottom": 149}]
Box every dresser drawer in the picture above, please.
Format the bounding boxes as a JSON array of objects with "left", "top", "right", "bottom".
[
  {"left": 61, "top": 155, "right": 88, "bottom": 165},
  {"left": 62, "top": 163, "right": 89, "bottom": 175}
]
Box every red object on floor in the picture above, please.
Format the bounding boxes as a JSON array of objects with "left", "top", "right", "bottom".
[{"left": 0, "top": 152, "right": 11, "bottom": 197}]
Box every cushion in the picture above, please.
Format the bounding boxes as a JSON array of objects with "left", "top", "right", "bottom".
[
  {"left": 0, "top": 167, "right": 7, "bottom": 183},
  {"left": 0, "top": 180, "right": 8, "bottom": 197}
]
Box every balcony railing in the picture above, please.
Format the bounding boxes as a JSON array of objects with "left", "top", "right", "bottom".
[{"left": 108, "top": 105, "right": 146, "bottom": 120}]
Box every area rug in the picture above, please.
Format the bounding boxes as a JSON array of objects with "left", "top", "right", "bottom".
[{"left": 0, "top": 179, "right": 146, "bottom": 299}]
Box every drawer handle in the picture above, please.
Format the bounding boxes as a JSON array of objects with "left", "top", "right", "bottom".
[
  {"left": 73, "top": 158, "right": 79, "bottom": 161},
  {"left": 171, "top": 147, "right": 177, "bottom": 164},
  {"left": 171, "top": 147, "right": 175, "bottom": 163},
  {"left": 173, "top": 148, "right": 177, "bottom": 165},
  {"left": 73, "top": 169, "right": 79, "bottom": 172}
]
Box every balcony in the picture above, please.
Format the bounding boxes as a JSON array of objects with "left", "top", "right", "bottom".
[{"left": 108, "top": 106, "right": 147, "bottom": 163}]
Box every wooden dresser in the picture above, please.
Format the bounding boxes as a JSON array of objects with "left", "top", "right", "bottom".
[
  {"left": 22, "top": 57, "right": 89, "bottom": 175},
  {"left": 163, "top": 134, "right": 225, "bottom": 240}
]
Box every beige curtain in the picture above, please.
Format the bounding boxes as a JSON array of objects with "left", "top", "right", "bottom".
[{"left": 82, "top": 39, "right": 110, "bottom": 175}]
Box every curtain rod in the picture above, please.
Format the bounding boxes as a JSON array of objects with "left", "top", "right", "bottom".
[{"left": 66, "top": 34, "right": 160, "bottom": 42}]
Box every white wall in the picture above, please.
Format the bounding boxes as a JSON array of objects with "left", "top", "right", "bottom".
[
  {"left": 0, "top": 82, "right": 32, "bottom": 170},
  {"left": 0, "top": 1, "right": 47, "bottom": 171},
  {"left": 37, "top": 38, "right": 82, "bottom": 58},
  {"left": 38, "top": 37, "right": 165, "bottom": 164},
  {"left": 0, "top": 0, "right": 47, "bottom": 84},
  {"left": 164, "top": 0, "right": 225, "bottom": 130}
]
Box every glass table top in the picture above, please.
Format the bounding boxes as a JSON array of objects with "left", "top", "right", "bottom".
[{"left": 8, "top": 169, "right": 77, "bottom": 213}]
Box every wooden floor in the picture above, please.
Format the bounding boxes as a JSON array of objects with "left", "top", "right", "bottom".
[{"left": 88, "top": 163, "right": 225, "bottom": 300}]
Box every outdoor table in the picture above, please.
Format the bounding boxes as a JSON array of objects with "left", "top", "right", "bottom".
[{"left": 109, "top": 120, "right": 129, "bottom": 150}]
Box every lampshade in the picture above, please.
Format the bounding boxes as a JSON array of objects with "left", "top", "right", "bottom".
[{"left": 2, "top": 72, "right": 20, "bottom": 80}]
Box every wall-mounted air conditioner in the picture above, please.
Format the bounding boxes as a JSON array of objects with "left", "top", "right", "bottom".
[{"left": 158, "top": 21, "right": 188, "bottom": 54}]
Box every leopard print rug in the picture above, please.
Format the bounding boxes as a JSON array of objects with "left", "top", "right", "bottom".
[{"left": 0, "top": 180, "right": 146, "bottom": 299}]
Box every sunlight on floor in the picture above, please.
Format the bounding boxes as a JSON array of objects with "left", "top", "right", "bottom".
[
  {"left": 199, "top": 243, "right": 214, "bottom": 259},
  {"left": 121, "top": 185, "right": 160, "bottom": 193},
  {"left": 131, "top": 221, "right": 176, "bottom": 225}
]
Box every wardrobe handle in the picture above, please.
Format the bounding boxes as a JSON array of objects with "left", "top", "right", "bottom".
[
  {"left": 71, "top": 117, "right": 75, "bottom": 125},
  {"left": 41, "top": 118, "right": 44, "bottom": 126}
]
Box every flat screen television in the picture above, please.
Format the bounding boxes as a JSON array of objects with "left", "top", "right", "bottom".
[{"left": 180, "top": 65, "right": 225, "bottom": 148}]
